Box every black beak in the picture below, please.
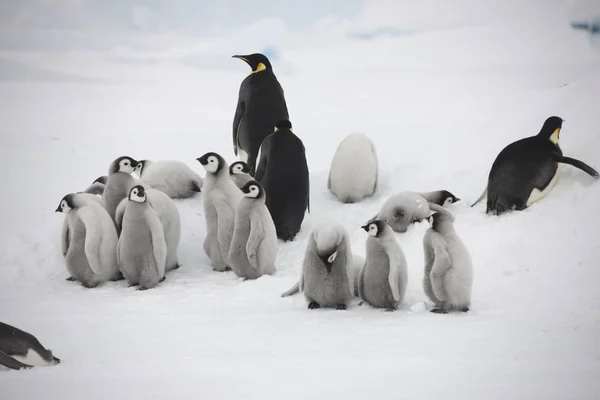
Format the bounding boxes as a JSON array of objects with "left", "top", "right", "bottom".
[
  {"left": 361, "top": 224, "right": 369, "bottom": 232},
  {"left": 131, "top": 160, "right": 139, "bottom": 168},
  {"left": 454, "top": 197, "right": 461, "bottom": 203},
  {"left": 55, "top": 206, "right": 61, "bottom": 212}
]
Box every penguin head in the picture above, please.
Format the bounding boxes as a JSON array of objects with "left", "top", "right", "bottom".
[
  {"left": 93, "top": 175, "right": 108, "bottom": 185},
  {"left": 319, "top": 251, "right": 338, "bottom": 274},
  {"left": 232, "top": 53, "right": 272, "bottom": 73},
  {"left": 361, "top": 220, "right": 387, "bottom": 237},
  {"left": 440, "top": 190, "right": 460, "bottom": 206},
  {"left": 274, "top": 120, "right": 293, "bottom": 133},
  {"left": 109, "top": 156, "right": 138, "bottom": 175},
  {"left": 241, "top": 180, "right": 264, "bottom": 199},
  {"left": 427, "top": 212, "right": 455, "bottom": 232},
  {"left": 128, "top": 185, "right": 147, "bottom": 203},
  {"left": 133, "top": 160, "right": 149, "bottom": 177},
  {"left": 197, "top": 152, "right": 224, "bottom": 174},
  {"left": 230, "top": 161, "right": 250, "bottom": 176},
  {"left": 55, "top": 194, "right": 75, "bottom": 213},
  {"left": 538, "top": 116, "right": 564, "bottom": 145}
]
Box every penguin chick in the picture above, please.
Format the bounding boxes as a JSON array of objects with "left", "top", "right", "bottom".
[
  {"left": 83, "top": 175, "right": 108, "bottom": 196},
  {"left": 228, "top": 180, "right": 278, "bottom": 279},
  {"left": 197, "top": 152, "right": 244, "bottom": 272},
  {"left": 357, "top": 220, "right": 408, "bottom": 311},
  {"left": 134, "top": 159, "right": 203, "bottom": 199},
  {"left": 0, "top": 321, "right": 61, "bottom": 371},
  {"left": 371, "top": 191, "right": 455, "bottom": 233},
  {"left": 114, "top": 182, "right": 181, "bottom": 272},
  {"left": 117, "top": 185, "right": 167, "bottom": 290},
  {"left": 297, "top": 223, "right": 354, "bottom": 310},
  {"left": 229, "top": 161, "right": 253, "bottom": 189},
  {"left": 56, "top": 192, "right": 120, "bottom": 288},
  {"left": 102, "top": 156, "right": 138, "bottom": 225},
  {"left": 423, "top": 212, "right": 473, "bottom": 313},
  {"left": 420, "top": 190, "right": 460, "bottom": 207}
]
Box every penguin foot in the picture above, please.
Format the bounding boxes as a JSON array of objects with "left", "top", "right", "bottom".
[
  {"left": 336, "top": 304, "right": 347, "bottom": 310},
  {"left": 110, "top": 272, "right": 125, "bottom": 281},
  {"left": 308, "top": 301, "right": 320, "bottom": 310},
  {"left": 81, "top": 282, "right": 98, "bottom": 289},
  {"left": 137, "top": 287, "right": 149, "bottom": 291},
  {"left": 461, "top": 307, "right": 470, "bottom": 313},
  {"left": 159, "top": 276, "right": 166, "bottom": 283},
  {"left": 385, "top": 307, "right": 397, "bottom": 312},
  {"left": 358, "top": 301, "right": 365, "bottom": 306},
  {"left": 430, "top": 308, "right": 449, "bottom": 314},
  {"left": 213, "top": 266, "right": 232, "bottom": 272},
  {"left": 65, "top": 276, "right": 76, "bottom": 282},
  {"left": 173, "top": 263, "right": 181, "bottom": 270},
  {"left": 128, "top": 283, "right": 139, "bottom": 288}
]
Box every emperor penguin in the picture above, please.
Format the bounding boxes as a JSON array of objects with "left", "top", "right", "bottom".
[
  {"left": 371, "top": 191, "right": 457, "bottom": 233},
  {"left": 232, "top": 53, "right": 289, "bottom": 175},
  {"left": 255, "top": 120, "right": 310, "bottom": 242},
  {"left": 197, "top": 152, "right": 244, "bottom": 272},
  {"left": 134, "top": 159, "right": 203, "bottom": 199},
  {"left": 228, "top": 180, "right": 278, "bottom": 280},
  {"left": 102, "top": 156, "right": 138, "bottom": 224},
  {"left": 471, "top": 116, "right": 599, "bottom": 215},
  {"left": 117, "top": 185, "right": 167, "bottom": 290},
  {"left": 229, "top": 161, "right": 253, "bottom": 189},
  {"left": 55, "top": 192, "right": 120, "bottom": 288},
  {"left": 0, "top": 321, "right": 60, "bottom": 371},
  {"left": 422, "top": 212, "right": 473, "bottom": 313},
  {"left": 296, "top": 223, "right": 354, "bottom": 310},
  {"left": 84, "top": 175, "right": 108, "bottom": 196},
  {"left": 114, "top": 183, "right": 181, "bottom": 271},
  {"left": 357, "top": 220, "right": 408, "bottom": 311},
  {"left": 328, "top": 132, "right": 379, "bottom": 203}
]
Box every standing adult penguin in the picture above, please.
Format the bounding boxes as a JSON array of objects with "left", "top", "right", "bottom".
[
  {"left": 255, "top": 120, "right": 310, "bottom": 242},
  {"left": 232, "top": 53, "right": 289, "bottom": 175},
  {"left": 117, "top": 185, "right": 167, "bottom": 290},
  {"left": 0, "top": 321, "right": 61, "bottom": 371},
  {"left": 228, "top": 180, "right": 278, "bottom": 280},
  {"left": 197, "top": 152, "right": 244, "bottom": 272},
  {"left": 294, "top": 223, "right": 355, "bottom": 310},
  {"left": 422, "top": 212, "right": 473, "bottom": 313},
  {"left": 328, "top": 132, "right": 379, "bottom": 203},
  {"left": 471, "top": 116, "right": 599, "bottom": 215},
  {"left": 229, "top": 161, "right": 253, "bottom": 189},
  {"left": 102, "top": 156, "right": 138, "bottom": 224},
  {"left": 357, "top": 220, "right": 408, "bottom": 311}
]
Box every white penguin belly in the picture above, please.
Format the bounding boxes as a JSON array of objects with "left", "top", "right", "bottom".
[{"left": 526, "top": 169, "right": 559, "bottom": 207}]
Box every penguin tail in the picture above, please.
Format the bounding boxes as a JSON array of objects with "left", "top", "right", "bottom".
[
  {"left": 281, "top": 281, "right": 300, "bottom": 297},
  {"left": 470, "top": 186, "right": 487, "bottom": 208}
]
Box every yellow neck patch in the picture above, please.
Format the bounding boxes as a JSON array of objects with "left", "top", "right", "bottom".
[
  {"left": 249, "top": 62, "right": 267, "bottom": 75},
  {"left": 273, "top": 126, "right": 293, "bottom": 133},
  {"left": 549, "top": 128, "right": 560, "bottom": 146}
]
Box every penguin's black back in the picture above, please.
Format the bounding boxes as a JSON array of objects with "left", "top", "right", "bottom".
[
  {"left": 486, "top": 136, "right": 561, "bottom": 215},
  {"left": 236, "top": 72, "right": 289, "bottom": 172},
  {"left": 257, "top": 130, "right": 309, "bottom": 241},
  {"left": 0, "top": 321, "right": 54, "bottom": 361}
]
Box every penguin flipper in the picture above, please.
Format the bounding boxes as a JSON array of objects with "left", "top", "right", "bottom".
[
  {"left": 114, "top": 198, "right": 127, "bottom": 235},
  {"left": 246, "top": 213, "right": 265, "bottom": 270},
  {"left": 61, "top": 218, "right": 70, "bottom": 257},
  {"left": 386, "top": 246, "right": 403, "bottom": 303},
  {"left": 214, "top": 195, "right": 236, "bottom": 262},
  {"left": 254, "top": 138, "right": 270, "bottom": 182},
  {"left": 0, "top": 350, "right": 33, "bottom": 371},
  {"left": 78, "top": 206, "right": 106, "bottom": 276},
  {"left": 357, "top": 262, "right": 366, "bottom": 299},
  {"left": 556, "top": 155, "right": 600, "bottom": 178},
  {"left": 280, "top": 281, "right": 300, "bottom": 297},
  {"left": 470, "top": 186, "right": 487, "bottom": 207},
  {"left": 232, "top": 100, "right": 245, "bottom": 156},
  {"left": 345, "top": 252, "right": 356, "bottom": 298},
  {"left": 146, "top": 208, "right": 167, "bottom": 278},
  {"left": 430, "top": 240, "right": 452, "bottom": 302},
  {"left": 429, "top": 203, "right": 454, "bottom": 220}
]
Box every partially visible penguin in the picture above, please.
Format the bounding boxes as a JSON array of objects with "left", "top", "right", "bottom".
[
  {"left": 295, "top": 223, "right": 354, "bottom": 310},
  {"left": 197, "top": 152, "right": 244, "bottom": 272},
  {"left": 471, "top": 116, "right": 599, "bottom": 215},
  {"left": 229, "top": 161, "right": 253, "bottom": 189},
  {"left": 357, "top": 220, "right": 408, "bottom": 311},
  {"left": 114, "top": 183, "right": 181, "bottom": 271},
  {"left": 422, "top": 212, "right": 473, "bottom": 313},
  {"left": 371, "top": 190, "right": 458, "bottom": 233},
  {"left": 0, "top": 322, "right": 60, "bottom": 371},
  {"left": 117, "top": 185, "right": 167, "bottom": 290},
  {"left": 328, "top": 132, "right": 378, "bottom": 203},
  {"left": 102, "top": 156, "right": 138, "bottom": 224},
  {"left": 84, "top": 176, "right": 108, "bottom": 196},
  {"left": 228, "top": 180, "right": 278, "bottom": 280},
  {"left": 56, "top": 192, "right": 120, "bottom": 288},
  {"left": 255, "top": 120, "right": 310, "bottom": 241},
  {"left": 232, "top": 53, "right": 289, "bottom": 175},
  {"left": 60, "top": 192, "right": 105, "bottom": 258},
  {"left": 134, "top": 159, "right": 203, "bottom": 199}
]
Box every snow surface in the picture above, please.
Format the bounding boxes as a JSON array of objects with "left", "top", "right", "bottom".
[{"left": 1, "top": 1, "right": 600, "bottom": 399}]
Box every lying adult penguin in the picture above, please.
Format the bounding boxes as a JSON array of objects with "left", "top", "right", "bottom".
[{"left": 472, "top": 116, "right": 599, "bottom": 215}]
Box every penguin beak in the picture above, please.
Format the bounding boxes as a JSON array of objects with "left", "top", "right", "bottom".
[
  {"left": 55, "top": 206, "right": 61, "bottom": 213},
  {"left": 454, "top": 197, "right": 461, "bottom": 203},
  {"left": 361, "top": 224, "right": 369, "bottom": 232},
  {"left": 232, "top": 55, "right": 250, "bottom": 63}
]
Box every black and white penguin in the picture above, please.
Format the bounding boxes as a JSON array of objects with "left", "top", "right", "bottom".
[
  {"left": 0, "top": 322, "right": 61, "bottom": 371},
  {"left": 232, "top": 53, "right": 289, "bottom": 175},
  {"left": 255, "top": 119, "right": 310, "bottom": 242},
  {"left": 472, "top": 116, "right": 599, "bottom": 215}
]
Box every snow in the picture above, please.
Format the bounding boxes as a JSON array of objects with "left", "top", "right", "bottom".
[{"left": 1, "top": 1, "right": 600, "bottom": 399}]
